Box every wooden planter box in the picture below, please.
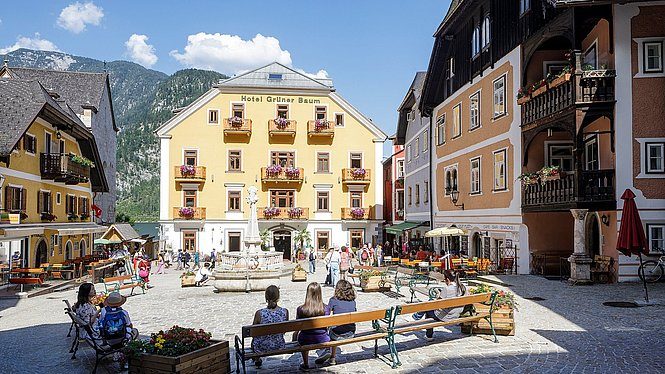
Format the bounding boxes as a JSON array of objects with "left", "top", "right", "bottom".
[
  {"left": 541, "top": 174, "right": 561, "bottom": 182},
  {"left": 181, "top": 275, "right": 196, "bottom": 287},
  {"left": 129, "top": 340, "right": 230, "bottom": 374},
  {"left": 292, "top": 269, "right": 307, "bottom": 282},
  {"left": 517, "top": 95, "right": 531, "bottom": 105},
  {"left": 532, "top": 85, "right": 547, "bottom": 97},
  {"left": 548, "top": 73, "right": 571, "bottom": 89},
  {"left": 461, "top": 304, "right": 514, "bottom": 336},
  {"left": 360, "top": 275, "right": 389, "bottom": 292}
]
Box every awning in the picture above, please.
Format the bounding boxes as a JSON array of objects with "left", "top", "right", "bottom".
[
  {"left": 94, "top": 238, "right": 117, "bottom": 245},
  {"left": 0, "top": 226, "right": 45, "bottom": 238},
  {"left": 45, "top": 224, "right": 108, "bottom": 236},
  {"left": 385, "top": 221, "right": 427, "bottom": 235},
  {"left": 425, "top": 226, "right": 468, "bottom": 237}
]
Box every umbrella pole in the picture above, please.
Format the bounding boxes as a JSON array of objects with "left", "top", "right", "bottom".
[{"left": 638, "top": 253, "right": 649, "bottom": 303}]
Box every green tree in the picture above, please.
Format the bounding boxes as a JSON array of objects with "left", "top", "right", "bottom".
[
  {"left": 259, "top": 229, "right": 271, "bottom": 251},
  {"left": 294, "top": 229, "right": 312, "bottom": 252}
]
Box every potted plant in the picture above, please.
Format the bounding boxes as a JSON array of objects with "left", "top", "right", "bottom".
[
  {"left": 126, "top": 325, "right": 230, "bottom": 373},
  {"left": 180, "top": 271, "right": 196, "bottom": 287},
  {"left": 531, "top": 79, "right": 548, "bottom": 97},
  {"left": 265, "top": 164, "right": 282, "bottom": 178},
  {"left": 461, "top": 284, "right": 517, "bottom": 336},
  {"left": 314, "top": 118, "right": 329, "bottom": 131},
  {"left": 68, "top": 213, "right": 79, "bottom": 221},
  {"left": 80, "top": 213, "right": 90, "bottom": 220},
  {"left": 517, "top": 172, "right": 539, "bottom": 185},
  {"left": 69, "top": 153, "right": 95, "bottom": 168},
  {"left": 359, "top": 270, "right": 388, "bottom": 292},
  {"left": 263, "top": 207, "right": 280, "bottom": 219},
  {"left": 259, "top": 229, "right": 271, "bottom": 251},
  {"left": 351, "top": 168, "right": 367, "bottom": 179},
  {"left": 516, "top": 86, "right": 531, "bottom": 105},
  {"left": 548, "top": 65, "right": 572, "bottom": 88},
  {"left": 350, "top": 207, "right": 366, "bottom": 219},
  {"left": 178, "top": 207, "right": 196, "bottom": 219},
  {"left": 229, "top": 116, "right": 244, "bottom": 126},
  {"left": 41, "top": 212, "right": 57, "bottom": 222},
  {"left": 287, "top": 207, "right": 303, "bottom": 219},
  {"left": 284, "top": 166, "right": 300, "bottom": 179},
  {"left": 292, "top": 264, "right": 307, "bottom": 282},
  {"left": 179, "top": 164, "right": 196, "bottom": 177},
  {"left": 538, "top": 165, "right": 563, "bottom": 182},
  {"left": 274, "top": 117, "right": 289, "bottom": 129}
]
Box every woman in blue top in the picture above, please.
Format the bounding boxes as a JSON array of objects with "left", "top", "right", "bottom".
[
  {"left": 315, "top": 279, "right": 356, "bottom": 366},
  {"left": 295, "top": 282, "right": 329, "bottom": 371},
  {"left": 251, "top": 285, "right": 288, "bottom": 368}
]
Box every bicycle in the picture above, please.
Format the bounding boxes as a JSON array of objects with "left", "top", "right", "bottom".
[{"left": 638, "top": 255, "right": 664, "bottom": 283}]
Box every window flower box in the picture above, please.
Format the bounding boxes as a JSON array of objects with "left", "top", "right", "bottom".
[
  {"left": 265, "top": 164, "right": 282, "bottom": 178},
  {"left": 350, "top": 207, "right": 366, "bottom": 219},
  {"left": 517, "top": 172, "right": 540, "bottom": 185},
  {"left": 179, "top": 165, "right": 196, "bottom": 177},
  {"left": 351, "top": 168, "right": 367, "bottom": 179},
  {"left": 274, "top": 117, "right": 289, "bottom": 129},
  {"left": 229, "top": 116, "right": 244, "bottom": 126},
  {"left": 284, "top": 167, "right": 300, "bottom": 179},
  {"left": 287, "top": 207, "right": 303, "bottom": 219},
  {"left": 178, "top": 207, "right": 196, "bottom": 219},
  {"left": 41, "top": 212, "right": 57, "bottom": 222},
  {"left": 263, "top": 207, "right": 280, "bottom": 219},
  {"left": 314, "top": 119, "right": 329, "bottom": 132},
  {"left": 538, "top": 166, "right": 563, "bottom": 182}
]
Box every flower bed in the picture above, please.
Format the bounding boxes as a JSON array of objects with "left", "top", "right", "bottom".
[
  {"left": 359, "top": 270, "right": 388, "bottom": 292},
  {"left": 461, "top": 284, "right": 516, "bottom": 336},
  {"left": 263, "top": 207, "right": 280, "bottom": 219}
]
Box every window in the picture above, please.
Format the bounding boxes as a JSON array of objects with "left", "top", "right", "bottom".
[
  {"left": 644, "top": 41, "right": 663, "bottom": 73},
  {"left": 407, "top": 145, "right": 412, "bottom": 162},
  {"left": 65, "top": 241, "right": 72, "bottom": 260},
  {"left": 397, "top": 160, "right": 405, "bottom": 178},
  {"left": 316, "top": 231, "right": 330, "bottom": 251},
  {"left": 317, "top": 191, "right": 329, "bottom": 211},
  {"left": 584, "top": 43, "right": 598, "bottom": 70},
  {"left": 184, "top": 150, "right": 197, "bottom": 166},
  {"left": 585, "top": 137, "right": 599, "bottom": 171},
  {"left": 66, "top": 194, "right": 77, "bottom": 216},
  {"left": 270, "top": 190, "right": 294, "bottom": 208},
  {"left": 445, "top": 167, "right": 458, "bottom": 194},
  {"left": 183, "top": 190, "right": 197, "bottom": 207},
  {"left": 520, "top": 0, "right": 530, "bottom": 15},
  {"left": 414, "top": 138, "right": 420, "bottom": 158},
  {"left": 436, "top": 114, "right": 446, "bottom": 145},
  {"left": 470, "top": 157, "right": 481, "bottom": 194},
  {"left": 548, "top": 143, "right": 574, "bottom": 171},
  {"left": 472, "top": 25, "right": 480, "bottom": 58},
  {"left": 406, "top": 111, "right": 414, "bottom": 121},
  {"left": 350, "top": 229, "right": 364, "bottom": 249},
  {"left": 232, "top": 103, "right": 245, "bottom": 119},
  {"left": 449, "top": 58, "right": 455, "bottom": 77},
  {"left": 350, "top": 191, "right": 362, "bottom": 208},
  {"left": 228, "top": 150, "right": 241, "bottom": 171},
  {"left": 415, "top": 184, "right": 420, "bottom": 205},
  {"left": 423, "top": 130, "right": 428, "bottom": 152},
  {"left": 23, "top": 134, "right": 36, "bottom": 154},
  {"left": 268, "top": 73, "right": 283, "bottom": 80},
  {"left": 317, "top": 152, "right": 330, "bottom": 173},
  {"left": 183, "top": 231, "right": 197, "bottom": 252},
  {"left": 648, "top": 224, "right": 665, "bottom": 253},
  {"left": 37, "top": 191, "right": 52, "bottom": 214},
  {"left": 56, "top": 192, "right": 61, "bottom": 205},
  {"left": 315, "top": 106, "right": 327, "bottom": 120},
  {"left": 481, "top": 16, "right": 490, "bottom": 49},
  {"left": 5, "top": 186, "right": 25, "bottom": 212},
  {"left": 228, "top": 191, "right": 241, "bottom": 211},
  {"left": 350, "top": 153, "right": 362, "bottom": 168},
  {"left": 493, "top": 150, "right": 507, "bottom": 191},
  {"left": 469, "top": 92, "right": 480, "bottom": 130},
  {"left": 78, "top": 196, "right": 89, "bottom": 216},
  {"left": 452, "top": 104, "right": 462, "bottom": 138},
  {"left": 227, "top": 232, "right": 240, "bottom": 252},
  {"left": 44, "top": 132, "right": 52, "bottom": 154},
  {"left": 335, "top": 113, "right": 344, "bottom": 127},
  {"left": 424, "top": 181, "right": 429, "bottom": 203},
  {"left": 396, "top": 190, "right": 404, "bottom": 210},
  {"left": 208, "top": 109, "right": 219, "bottom": 124},
  {"left": 493, "top": 76, "right": 506, "bottom": 118},
  {"left": 646, "top": 143, "right": 665, "bottom": 173},
  {"left": 271, "top": 151, "right": 295, "bottom": 167},
  {"left": 276, "top": 104, "right": 289, "bottom": 119},
  {"left": 408, "top": 187, "right": 412, "bottom": 206},
  {"left": 59, "top": 140, "right": 65, "bottom": 154}
]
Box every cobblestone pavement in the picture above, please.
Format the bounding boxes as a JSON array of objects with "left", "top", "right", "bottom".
[{"left": 1, "top": 264, "right": 664, "bottom": 374}]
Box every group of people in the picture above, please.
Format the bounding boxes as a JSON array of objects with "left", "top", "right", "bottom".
[{"left": 304, "top": 244, "right": 385, "bottom": 288}]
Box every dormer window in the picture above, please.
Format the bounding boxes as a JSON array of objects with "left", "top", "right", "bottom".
[{"left": 268, "top": 73, "right": 283, "bottom": 81}]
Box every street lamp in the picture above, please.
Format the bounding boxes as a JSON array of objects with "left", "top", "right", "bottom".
[{"left": 446, "top": 186, "right": 465, "bottom": 210}]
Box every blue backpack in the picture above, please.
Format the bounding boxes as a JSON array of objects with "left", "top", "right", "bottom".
[{"left": 99, "top": 306, "right": 127, "bottom": 341}]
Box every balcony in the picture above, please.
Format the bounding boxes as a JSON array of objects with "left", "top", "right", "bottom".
[
  {"left": 174, "top": 166, "right": 206, "bottom": 183},
  {"left": 223, "top": 118, "right": 252, "bottom": 136},
  {"left": 521, "top": 170, "right": 616, "bottom": 212},
  {"left": 40, "top": 153, "right": 90, "bottom": 185},
  {"left": 341, "top": 207, "right": 373, "bottom": 220},
  {"left": 260, "top": 207, "right": 309, "bottom": 220},
  {"left": 307, "top": 120, "right": 335, "bottom": 137},
  {"left": 260, "top": 167, "right": 304, "bottom": 184},
  {"left": 520, "top": 69, "right": 616, "bottom": 131},
  {"left": 268, "top": 119, "right": 297, "bottom": 137},
  {"left": 342, "top": 168, "right": 371, "bottom": 185},
  {"left": 173, "top": 207, "right": 206, "bottom": 220}
]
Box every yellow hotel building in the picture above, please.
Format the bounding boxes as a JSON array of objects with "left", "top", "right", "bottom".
[
  {"left": 0, "top": 78, "right": 108, "bottom": 268},
  {"left": 156, "top": 63, "right": 387, "bottom": 259}
]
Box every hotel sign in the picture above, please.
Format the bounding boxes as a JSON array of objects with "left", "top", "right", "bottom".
[{"left": 240, "top": 95, "right": 322, "bottom": 104}]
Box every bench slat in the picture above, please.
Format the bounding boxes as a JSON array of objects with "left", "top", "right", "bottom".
[
  {"left": 243, "top": 330, "right": 387, "bottom": 358},
  {"left": 244, "top": 309, "right": 388, "bottom": 338},
  {"left": 397, "top": 293, "right": 492, "bottom": 315},
  {"left": 104, "top": 275, "right": 132, "bottom": 282},
  {"left": 393, "top": 313, "right": 490, "bottom": 335}
]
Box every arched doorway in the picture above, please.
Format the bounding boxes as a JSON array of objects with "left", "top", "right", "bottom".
[
  {"left": 273, "top": 231, "right": 292, "bottom": 260},
  {"left": 471, "top": 233, "right": 482, "bottom": 258},
  {"left": 586, "top": 214, "right": 601, "bottom": 258},
  {"left": 35, "top": 240, "right": 48, "bottom": 266},
  {"left": 80, "top": 239, "right": 87, "bottom": 257},
  {"left": 65, "top": 240, "right": 73, "bottom": 260}
]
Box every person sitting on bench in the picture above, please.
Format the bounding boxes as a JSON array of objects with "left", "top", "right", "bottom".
[
  {"left": 73, "top": 282, "right": 100, "bottom": 339},
  {"left": 250, "top": 285, "right": 289, "bottom": 368},
  {"left": 294, "top": 282, "right": 330, "bottom": 371},
  {"left": 99, "top": 292, "right": 139, "bottom": 347},
  {"left": 412, "top": 270, "right": 467, "bottom": 340},
  {"left": 315, "top": 279, "right": 357, "bottom": 366}
]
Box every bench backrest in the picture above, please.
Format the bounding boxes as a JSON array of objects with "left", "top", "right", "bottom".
[
  {"left": 396, "top": 292, "right": 492, "bottom": 315},
  {"left": 104, "top": 275, "right": 132, "bottom": 283},
  {"left": 428, "top": 271, "right": 446, "bottom": 282},
  {"left": 242, "top": 308, "right": 390, "bottom": 339},
  {"left": 396, "top": 267, "right": 416, "bottom": 275}
]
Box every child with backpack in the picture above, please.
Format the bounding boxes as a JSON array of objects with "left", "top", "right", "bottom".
[
  {"left": 98, "top": 292, "right": 139, "bottom": 347},
  {"left": 360, "top": 245, "right": 370, "bottom": 266}
]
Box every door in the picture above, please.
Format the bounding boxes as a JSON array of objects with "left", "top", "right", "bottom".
[
  {"left": 35, "top": 240, "right": 48, "bottom": 266},
  {"left": 316, "top": 231, "right": 330, "bottom": 252},
  {"left": 228, "top": 232, "right": 241, "bottom": 252},
  {"left": 183, "top": 231, "right": 197, "bottom": 253},
  {"left": 472, "top": 233, "right": 482, "bottom": 258},
  {"left": 587, "top": 215, "right": 601, "bottom": 258},
  {"left": 273, "top": 231, "right": 291, "bottom": 260}
]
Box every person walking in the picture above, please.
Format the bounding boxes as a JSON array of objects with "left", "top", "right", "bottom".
[
  {"left": 210, "top": 249, "right": 216, "bottom": 270},
  {"left": 183, "top": 251, "right": 191, "bottom": 269},
  {"left": 323, "top": 249, "right": 333, "bottom": 286},
  {"left": 359, "top": 245, "right": 369, "bottom": 266},
  {"left": 193, "top": 251, "right": 200, "bottom": 270},
  {"left": 308, "top": 247, "right": 316, "bottom": 274},
  {"left": 176, "top": 249, "right": 183, "bottom": 270},
  {"left": 329, "top": 247, "right": 341, "bottom": 287},
  {"left": 339, "top": 247, "right": 351, "bottom": 280},
  {"left": 376, "top": 245, "right": 383, "bottom": 267},
  {"left": 155, "top": 252, "right": 166, "bottom": 274}
]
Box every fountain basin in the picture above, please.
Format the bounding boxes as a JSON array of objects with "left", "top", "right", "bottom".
[{"left": 214, "top": 269, "right": 281, "bottom": 292}]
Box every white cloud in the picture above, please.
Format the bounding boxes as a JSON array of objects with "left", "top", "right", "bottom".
[
  {"left": 170, "top": 33, "right": 292, "bottom": 73},
  {"left": 0, "top": 33, "right": 60, "bottom": 54},
  {"left": 56, "top": 2, "right": 104, "bottom": 33},
  {"left": 124, "top": 34, "right": 158, "bottom": 68},
  {"left": 45, "top": 55, "right": 76, "bottom": 70},
  {"left": 297, "top": 69, "right": 330, "bottom": 80}
]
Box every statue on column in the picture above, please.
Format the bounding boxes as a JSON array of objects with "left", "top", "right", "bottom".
[{"left": 244, "top": 186, "right": 261, "bottom": 253}]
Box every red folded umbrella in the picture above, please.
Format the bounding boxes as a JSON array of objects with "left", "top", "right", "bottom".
[{"left": 616, "top": 189, "right": 650, "bottom": 302}]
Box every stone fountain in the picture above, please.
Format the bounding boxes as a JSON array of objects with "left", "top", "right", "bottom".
[{"left": 214, "top": 186, "right": 283, "bottom": 292}]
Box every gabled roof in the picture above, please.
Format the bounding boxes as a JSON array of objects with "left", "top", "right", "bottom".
[
  {"left": 215, "top": 62, "right": 334, "bottom": 91},
  {"left": 102, "top": 223, "right": 140, "bottom": 242},
  {"left": 0, "top": 66, "right": 118, "bottom": 131},
  {"left": 395, "top": 72, "right": 427, "bottom": 145}
]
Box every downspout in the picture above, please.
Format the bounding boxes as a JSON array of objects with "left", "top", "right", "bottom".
[{"left": 428, "top": 113, "right": 435, "bottom": 251}]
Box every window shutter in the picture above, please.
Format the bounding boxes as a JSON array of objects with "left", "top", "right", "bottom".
[
  {"left": 21, "top": 188, "right": 26, "bottom": 211},
  {"left": 37, "top": 191, "right": 42, "bottom": 214},
  {"left": 4, "top": 186, "right": 9, "bottom": 210}
]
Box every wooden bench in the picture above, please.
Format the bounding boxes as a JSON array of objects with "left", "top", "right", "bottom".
[
  {"left": 409, "top": 271, "right": 447, "bottom": 303},
  {"left": 9, "top": 276, "right": 44, "bottom": 285},
  {"left": 103, "top": 275, "right": 145, "bottom": 295},
  {"left": 389, "top": 292, "right": 497, "bottom": 368},
  {"left": 235, "top": 307, "right": 394, "bottom": 373},
  {"left": 385, "top": 266, "right": 426, "bottom": 293}
]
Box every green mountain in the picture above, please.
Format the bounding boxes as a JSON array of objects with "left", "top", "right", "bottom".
[{"left": 4, "top": 48, "right": 227, "bottom": 221}]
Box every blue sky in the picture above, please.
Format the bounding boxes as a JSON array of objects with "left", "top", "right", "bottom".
[{"left": 0, "top": 0, "right": 451, "bottom": 137}]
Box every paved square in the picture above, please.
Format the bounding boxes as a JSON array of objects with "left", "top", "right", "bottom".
[{"left": 1, "top": 265, "right": 664, "bottom": 373}]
